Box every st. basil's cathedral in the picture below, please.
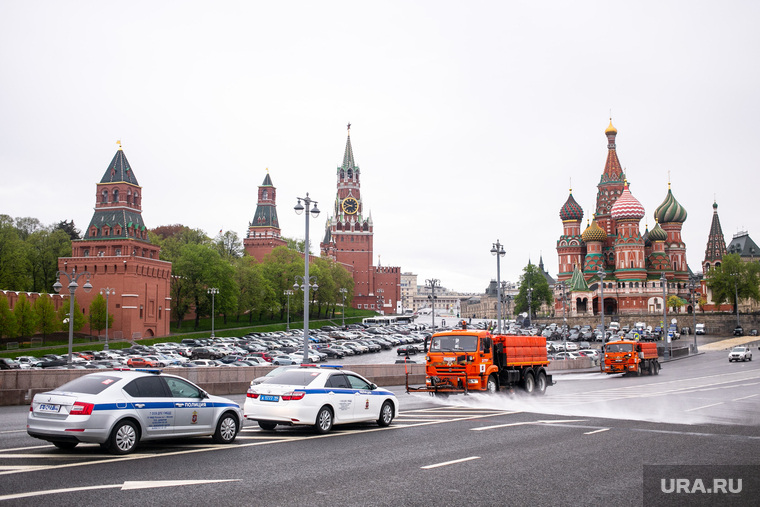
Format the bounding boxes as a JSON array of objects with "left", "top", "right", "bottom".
[{"left": 556, "top": 120, "right": 693, "bottom": 317}]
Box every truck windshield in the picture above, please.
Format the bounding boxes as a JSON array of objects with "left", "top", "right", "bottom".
[
  {"left": 607, "top": 343, "right": 633, "bottom": 353},
  {"left": 430, "top": 335, "right": 478, "bottom": 352}
]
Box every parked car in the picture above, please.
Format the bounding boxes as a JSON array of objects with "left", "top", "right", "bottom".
[
  {"left": 695, "top": 323, "right": 706, "bottom": 335},
  {"left": 728, "top": 346, "right": 752, "bottom": 362},
  {"left": 733, "top": 326, "right": 744, "bottom": 336},
  {"left": 244, "top": 365, "right": 397, "bottom": 433},
  {"left": 396, "top": 344, "right": 423, "bottom": 355},
  {"left": 27, "top": 369, "right": 242, "bottom": 454},
  {"left": 0, "top": 358, "right": 21, "bottom": 370}
]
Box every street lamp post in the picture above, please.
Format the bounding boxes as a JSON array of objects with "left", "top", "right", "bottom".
[
  {"left": 207, "top": 288, "right": 219, "bottom": 338},
  {"left": 491, "top": 240, "right": 506, "bottom": 334},
  {"left": 339, "top": 288, "right": 348, "bottom": 328},
  {"left": 597, "top": 269, "right": 606, "bottom": 368},
  {"left": 526, "top": 286, "right": 533, "bottom": 328},
  {"left": 733, "top": 271, "right": 740, "bottom": 328},
  {"left": 100, "top": 287, "right": 116, "bottom": 351},
  {"left": 295, "top": 193, "right": 320, "bottom": 363},
  {"left": 688, "top": 276, "right": 699, "bottom": 354},
  {"left": 661, "top": 272, "right": 669, "bottom": 358},
  {"left": 561, "top": 281, "right": 569, "bottom": 352},
  {"left": 505, "top": 294, "right": 513, "bottom": 324},
  {"left": 53, "top": 269, "right": 93, "bottom": 365},
  {"left": 284, "top": 289, "right": 294, "bottom": 331},
  {"left": 376, "top": 288, "right": 384, "bottom": 315},
  {"left": 425, "top": 279, "right": 440, "bottom": 351},
  {"left": 294, "top": 275, "right": 318, "bottom": 362}
]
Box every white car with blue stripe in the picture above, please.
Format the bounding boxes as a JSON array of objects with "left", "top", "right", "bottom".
[
  {"left": 27, "top": 369, "right": 242, "bottom": 454},
  {"left": 244, "top": 365, "right": 398, "bottom": 433}
]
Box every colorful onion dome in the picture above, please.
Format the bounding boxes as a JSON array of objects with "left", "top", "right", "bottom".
[
  {"left": 610, "top": 181, "right": 645, "bottom": 221},
  {"left": 582, "top": 218, "right": 607, "bottom": 243},
  {"left": 654, "top": 184, "right": 688, "bottom": 224},
  {"left": 559, "top": 190, "right": 584, "bottom": 221},
  {"left": 648, "top": 221, "right": 668, "bottom": 242},
  {"left": 605, "top": 119, "right": 617, "bottom": 135}
]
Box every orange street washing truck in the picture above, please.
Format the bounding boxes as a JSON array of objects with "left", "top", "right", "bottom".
[
  {"left": 602, "top": 340, "right": 660, "bottom": 376},
  {"left": 406, "top": 321, "right": 553, "bottom": 395}
]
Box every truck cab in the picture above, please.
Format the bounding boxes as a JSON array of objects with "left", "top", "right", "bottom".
[{"left": 603, "top": 340, "right": 660, "bottom": 376}]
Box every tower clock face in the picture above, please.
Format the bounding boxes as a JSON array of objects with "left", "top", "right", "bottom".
[{"left": 342, "top": 197, "right": 359, "bottom": 214}]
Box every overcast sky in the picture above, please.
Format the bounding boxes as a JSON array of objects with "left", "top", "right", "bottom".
[{"left": 2, "top": 1, "right": 759, "bottom": 293}]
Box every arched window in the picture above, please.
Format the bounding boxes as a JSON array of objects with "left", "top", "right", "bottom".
[
  {"left": 262, "top": 189, "right": 268, "bottom": 200},
  {"left": 101, "top": 190, "right": 108, "bottom": 203},
  {"left": 112, "top": 189, "right": 119, "bottom": 203},
  {"left": 134, "top": 192, "right": 139, "bottom": 207},
  {"left": 347, "top": 169, "right": 353, "bottom": 179},
  {"left": 340, "top": 170, "right": 345, "bottom": 180}
]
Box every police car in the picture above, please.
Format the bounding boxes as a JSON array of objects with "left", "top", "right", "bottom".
[
  {"left": 244, "top": 365, "right": 398, "bottom": 433},
  {"left": 27, "top": 369, "right": 243, "bottom": 454}
]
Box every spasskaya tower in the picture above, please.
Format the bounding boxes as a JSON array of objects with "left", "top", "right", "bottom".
[{"left": 320, "top": 124, "right": 400, "bottom": 314}]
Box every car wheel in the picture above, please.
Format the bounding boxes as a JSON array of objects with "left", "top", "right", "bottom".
[
  {"left": 107, "top": 420, "right": 139, "bottom": 455},
  {"left": 212, "top": 413, "right": 238, "bottom": 444},
  {"left": 523, "top": 372, "right": 535, "bottom": 394},
  {"left": 314, "top": 406, "right": 333, "bottom": 434},
  {"left": 258, "top": 421, "right": 277, "bottom": 431},
  {"left": 486, "top": 375, "right": 498, "bottom": 394},
  {"left": 53, "top": 441, "right": 78, "bottom": 450},
  {"left": 377, "top": 401, "right": 394, "bottom": 427},
  {"left": 535, "top": 372, "right": 547, "bottom": 395}
]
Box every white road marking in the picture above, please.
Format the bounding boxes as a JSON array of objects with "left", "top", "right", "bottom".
[
  {"left": 684, "top": 402, "right": 725, "bottom": 412},
  {"left": 584, "top": 428, "right": 610, "bottom": 435},
  {"left": 732, "top": 394, "right": 759, "bottom": 402},
  {"left": 0, "top": 430, "right": 27, "bottom": 435},
  {"left": 471, "top": 419, "right": 586, "bottom": 431},
  {"left": 0, "top": 479, "right": 239, "bottom": 501},
  {"left": 421, "top": 456, "right": 480, "bottom": 469}
]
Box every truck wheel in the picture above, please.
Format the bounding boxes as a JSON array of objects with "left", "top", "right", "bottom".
[
  {"left": 535, "top": 372, "right": 547, "bottom": 395},
  {"left": 648, "top": 361, "right": 655, "bottom": 375},
  {"left": 486, "top": 375, "right": 498, "bottom": 394},
  {"left": 523, "top": 372, "right": 535, "bottom": 394},
  {"left": 654, "top": 362, "right": 660, "bottom": 375}
]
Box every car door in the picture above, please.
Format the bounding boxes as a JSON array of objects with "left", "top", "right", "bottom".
[
  {"left": 122, "top": 376, "right": 176, "bottom": 439},
  {"left": 163, "top": 376, "right": 215, "bottom": 435},
  {"left": 324, "top": 373, "right": 355, "bottom": 423},
  {"left": 345, "top": 374, "right": 378, "bottom": 422}
]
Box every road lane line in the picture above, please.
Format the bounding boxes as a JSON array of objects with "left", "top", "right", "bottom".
[
  {"left": 732, "top": 394, "right": 759, "bottom": 402},
  {"left": 684, "top": 402, "right": 725, "bottom": 412},
  {"left": 584, "top": 428, "right": 610, "bottom": 435},
  {"left": 421, "top": 456, "right": 480, "bottom": 469}
]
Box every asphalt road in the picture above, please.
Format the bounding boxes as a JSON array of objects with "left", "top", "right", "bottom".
[{"left": 0, "top": 348, "right": 758, "bottom": 506}]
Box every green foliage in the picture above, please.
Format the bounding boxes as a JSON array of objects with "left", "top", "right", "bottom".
[
  {"left": 0, "top": 293, "right": 17, "bottom": 338},
  {"left": 57, "top": 297, "right": 86, "bottom": 333},
  {"left": 14, "top": 294, "right": 38, "bottom": 337},
  {"left": 0, "top": 218, "right": 30, "bottom": 290},
  {"left": 34, "top": 294, "right": 59, "bottom": 338},
  {"left": 514, "top": 263, "right": 553, "bottom": 318},
  {"left": 667, "top": 295, "right": 683, "bottom": 312},
  {"left": 26, "top": 228, "right": 72, "bottom": 293},
  {"left": 214, "top": 230, "right": 243, "bottom": 260},
  {"left": 88, "top": 293, "right": 112, "bottom": 336},
  {"left": 706, "top": 254, "right": 760, "bottom": 311}
]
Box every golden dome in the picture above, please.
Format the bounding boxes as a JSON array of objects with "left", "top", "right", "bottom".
[{"left": 605, "top": 119, "right": 617, "bottom": 135}]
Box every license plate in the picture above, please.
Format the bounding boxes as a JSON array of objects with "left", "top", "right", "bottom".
[
  {"left": 260, "top": 395, "right": 279, "bottom": 402},
  {"left": 37, "top": 404, "right": 60, "bottom": 413}
]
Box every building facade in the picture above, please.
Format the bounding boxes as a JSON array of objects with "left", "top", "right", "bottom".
[
  {"left": 57, "top": 146, "right": 172, "bottom": 339},
  {"left": 555, "top": 121, "right": 695, "bottom": 317},
  {"left": 320, "top": 126, "right": 401, "bottom": 314}
]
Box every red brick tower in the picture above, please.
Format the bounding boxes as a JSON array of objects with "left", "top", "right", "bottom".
[
  {"left": 595, "top": 120, "right": 627, "bottom": 267},
  {"left": 244, "top": 171, "right": 287, "bottom": 261},
  {"left": 320, "top": 125, "right": 400, "bottom": 314},
  {"left": 57, "top": 144, "right": 172, "bottom": 339}
]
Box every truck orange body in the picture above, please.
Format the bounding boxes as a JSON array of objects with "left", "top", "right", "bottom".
[
  {"left": 603, "top": 340, "right": 660, "bottom": 375},
  {"left": 406, "top": 323, "right": 553, "bottom": 395}
]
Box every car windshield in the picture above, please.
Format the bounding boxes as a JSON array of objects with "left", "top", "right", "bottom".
[
  {"left": 53, "top": 375, "right": 122, "bottom": 395},
  {"left": 733, "top": 347, "right": 746, "bottom": 352},
  {"left": 607, "top": 343, "right": 633, "bottom": 353},
  {"left": 262, "top": 369, "right": 322, "bottom": 386},
  {"left": 430, "top": 334, "right": 478, "bottom": 352}
]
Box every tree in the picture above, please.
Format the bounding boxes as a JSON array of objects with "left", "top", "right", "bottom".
[
  {"left": 26, "top": 228, "right": 72, "bottom": 293},
  {"left": 283, "top": 236, "right": 307, "bottom": 254},
  {"left": 667, "top": 295, "right": 683, "bottom": 313},
  {"left": 514, "top": 263, "right": 553, "bottom": 321},
  {"left": 57, "top": 297, "right": 86, "bottom": 333},
  {"left": 0, "top": 220, "right": 29, "bottom": 290},
  {"left": 88, "top": 294, "right": 112, "bottom": 337},
  {"left": 215, "top": 230, "right": 243, "bottom": 260},
  {"left": 0, "top": 293, "right": 17, "bottom": 339},
  {"left": 706, "top": 254, "right": 760, "bottom": 313},
  {"left": 54, "top": 220, "right": 81, "bottom": 240},
  {"left": 14, "top": 294, "right": 38, "bottom": 338},
  {"left": 33, "top": 294, "right": 59, "bottom": 340},
  {"left": 14, "top": 217, "right": 43, "bottom": 240},
  {"left": 698, "top": 295, "right": 708, "bottom": 313}
]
